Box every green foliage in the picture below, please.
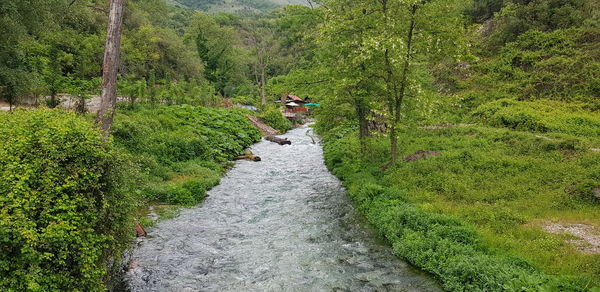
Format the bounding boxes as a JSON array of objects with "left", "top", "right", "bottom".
[
  {"left": 171, "top": 0, "right": 298, "bottom": 13},
  {"left": 121, "top": 24, "right": 202, "bottom": 83},
  {"left": 0, "top": 109, "right": 134, "bottom": 291},
  {"left": 484, "top": 0, "right": 593, "bottom": 48},
  {"left": 321, "top": 125, "right": 599, "bottom": 290},
  {"left": 485, "top": 28, "right": 599, "bottom": 102},
  {"left": 0, "top": 0, "right": 210, "bottom": 107},
  {"left": 147, "top": 161, "right": 222, "bottom": 205},
  {"left": 186, "top": 12, "right": 251, "bottom": 96},
  {"left": 473, "top": 99, "right": 600, "bottom": 136},
  {"left": 463, "top": 0, "right": 504, "bottom": 23},
  {"left": 232, "top": 95, "right": 259, "bottom": 106},
  {"left": 258, "top": 106, "right": 293, "bottom": 132},
  {"left": 452, "top": 26, "right": 599, "bottom": 115},
  {"left": 113, "top": 105, "right": 261, "bottom": 204}
]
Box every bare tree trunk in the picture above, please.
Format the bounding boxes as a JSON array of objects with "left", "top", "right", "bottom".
[
  {"left": 96, "top": 0, "right": 124, "bottom": 135},
  {"left": 260, "top": 59, "right": 267, "bottom": 105}
]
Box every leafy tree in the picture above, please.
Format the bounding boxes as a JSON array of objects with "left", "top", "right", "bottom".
[
  {"left": 272, "top": 5, "right": 322, "bottom": 73},
  {"left": 0, "top": 0, "right": 63, "bottom": 109},
  {"left": 187, "top": 12, "right": 249, "bottom": 97},
  {"left": 238, "top": 16, "right": 281, "bottom": 104},
  {"left": 321, "top": 0, "right": 467, "bottom": 164}
]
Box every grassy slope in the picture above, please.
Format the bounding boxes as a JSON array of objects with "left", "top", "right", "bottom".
[
  {"left": 111, "top": 104, "right": 262, "bottom": 209},
  {"left": 322, "top": 102, "right": 600, "bottom": 290},
  {"left": 319, "top": 18, "right": 600, "bottom": 290}
]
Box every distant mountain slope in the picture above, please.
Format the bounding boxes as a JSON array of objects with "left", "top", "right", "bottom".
[{"left": 170, "top": 0, "right": 307, "bottom": 13}]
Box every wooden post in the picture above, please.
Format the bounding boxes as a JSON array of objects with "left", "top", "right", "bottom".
[{"left": 96, "top": 0, "right": 125, "bottom": 135}]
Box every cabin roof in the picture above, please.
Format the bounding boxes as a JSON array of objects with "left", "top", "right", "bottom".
[{"left": 287, "top": 94, "right": 303, "bottom": 102}]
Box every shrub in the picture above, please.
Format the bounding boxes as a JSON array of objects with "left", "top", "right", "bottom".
[
  {"left": 472, "top": 99, "right": 600, "bottom": 136},
  {"left": 113, "top": 105, "right": 262, "bottom": 164},
  {"left": 0, "top": 109, "right": 134, "bottom": 291},
  {"left": 112, "top": 105, "right": 261, "bottom": 205},
  {"left": 565, "top": 180, "right": 600, "bottom": 204},
  {"left": 259, "top": 106, "right": 293, "bottom": 133},
  {"left": 232, "top": 95, "right": 259, "bottom": 106}
]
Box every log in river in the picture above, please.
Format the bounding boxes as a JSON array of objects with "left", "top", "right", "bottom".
[{"left": 123, "top": 124, "right": 440, "bottom": 291}]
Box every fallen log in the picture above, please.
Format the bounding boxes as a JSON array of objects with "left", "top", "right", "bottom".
[
  {"left": 234, "top": 150, "right": 261, "bottom": 161},
  {"left": 135, "top": 222, "right": 147, "bottom": 237},
  {"left": 266, "top": 136, "right": 291, "bottom": 145}
]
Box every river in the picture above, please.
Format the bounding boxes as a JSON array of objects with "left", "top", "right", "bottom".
[{"left": 124, "top": 124, "right": 440, "bottom": 292}]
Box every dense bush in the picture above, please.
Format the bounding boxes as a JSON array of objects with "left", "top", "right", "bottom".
[
  {"left": 112, "top": 105, "right": 262, "bottom": 205},
  {"left": 231, "top": 95, "right": 259, "bottom": 106},
  {"left": 113, "top": 105, "right": 262, "bottom": 164},
  {"left": 259, "top": 106, "right": 293, "bottom": 133},
  {"left": 0, "top": 109, "right": 134, "bottom": 291},
  {"left": 487, "top": 28, "right": 599, "bottom": 102},
  {"left": 480, "top": 0, "right": 590, "bottom": 48},
  {"left": 455, "top": 27, "right": 600, "bottom": 113}
]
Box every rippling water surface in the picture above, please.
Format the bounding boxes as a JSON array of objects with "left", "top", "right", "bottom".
[{"left": 125, "top": 124, "right": 440, "bottom": 292}]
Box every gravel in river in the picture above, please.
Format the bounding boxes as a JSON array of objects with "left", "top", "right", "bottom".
[{"left": 124, "top": 124, "right": 440, "bottom": 292}]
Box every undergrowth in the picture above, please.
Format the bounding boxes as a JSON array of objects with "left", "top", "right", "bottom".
[
  {"left": 112, "top": 104, "right": 262, "bottom": 205},
  {"left": 321, "top": 119, "right": 600, "bottom": 290}
]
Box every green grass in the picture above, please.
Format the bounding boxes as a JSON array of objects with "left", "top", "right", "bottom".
[
  {"left": 472, "top": 99, "right": 600, "bottom": 137},
  {"left": 320, "top": 100, "right": 600, "bottom": 290}
]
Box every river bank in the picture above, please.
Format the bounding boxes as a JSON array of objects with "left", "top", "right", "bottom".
[
  {"left": 0, "top": 105, "right": 267, "bottom": 291},
  {"left": 319, "top": 120, "right": 600, "bottom": 290}
]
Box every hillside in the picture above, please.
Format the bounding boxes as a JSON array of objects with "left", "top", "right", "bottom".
[
  {"left": 1, "top": 0, "right": 599, "bottom": 290},
  {"left": 170, "top": 0, "right": 307, "bottom": 13}
]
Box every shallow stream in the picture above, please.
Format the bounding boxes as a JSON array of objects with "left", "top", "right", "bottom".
[{"left": 124, "top": 124, "right": 440, "bottom": 292}]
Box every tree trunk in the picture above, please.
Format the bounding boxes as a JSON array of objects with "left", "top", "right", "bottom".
[
  {"left": 354, "top": 96, "right": 369, "bottom": 153},
  {"left": 96, "top": 0, "right": 124, "bottom": 135},
  {"left": 388, "top": 5, "right": 417, "bottom": 165},
  {"left": 259, "top": 56, "right": 267, "bottom": 105},
  {"left": 49, "top": 89, "right": 58, "bottom": 108},
  {"left": 389, "top": 125, "right": 398, "bottom": 164}
]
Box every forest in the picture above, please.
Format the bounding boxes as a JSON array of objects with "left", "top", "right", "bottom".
[{"left": 0, "top": 0, "right": 599, "bottom": 290}]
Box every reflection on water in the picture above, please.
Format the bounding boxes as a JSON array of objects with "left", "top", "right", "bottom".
[{"left": 124, "top": 124, "right": 440, "bottom": 292}]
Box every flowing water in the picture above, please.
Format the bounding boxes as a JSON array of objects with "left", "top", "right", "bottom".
[{"left": 124, "top": 125, "right": 440, "bottom": 292}]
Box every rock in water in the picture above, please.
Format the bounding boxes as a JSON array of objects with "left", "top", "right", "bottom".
[{"left": 266, "top": 136, "right": 291, "bottom": 145}]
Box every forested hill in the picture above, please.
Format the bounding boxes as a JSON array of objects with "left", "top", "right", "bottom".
[{"left": 169, "top": 0, "right": 308, "bottom": 13}]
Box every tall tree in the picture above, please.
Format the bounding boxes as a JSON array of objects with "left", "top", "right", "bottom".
[
  {"left": 0, "top": 0, "right": 61, "bottom": 110},
  {"left": 186, "top": 12, "right": 249, "bottom": 97},
  {"left": 322, "top": 0, "right": 466, "bottom": 164},
  {"left": 318, "top": 1, "right": 381, "bottom": 151},
  {"left": 96, "top": 0, "right": 124, "bottom": 134},
  {"left": 240, "top": 17, "right": 277, "bottom": 105}
]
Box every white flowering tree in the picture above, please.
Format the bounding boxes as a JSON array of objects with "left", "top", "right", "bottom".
[{"left": 320, "top": 0, "right": 467, "bottom": 164}]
